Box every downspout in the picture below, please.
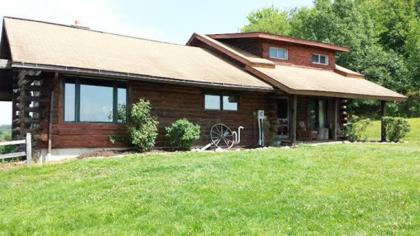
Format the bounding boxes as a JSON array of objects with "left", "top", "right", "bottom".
[
  {"left": 46, "top": 72, "right": 57, "bottom": 162},
  {"left": 46, "top": 91, "right": 54, "bottom": 162}
]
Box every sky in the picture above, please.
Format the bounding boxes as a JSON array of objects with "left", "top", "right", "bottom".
[{"left": 0, "top": 0, "right": 313, "bottom": 125}]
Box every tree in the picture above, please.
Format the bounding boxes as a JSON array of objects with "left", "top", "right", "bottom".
[
  {"left": 241, "top": 6, "right": 291, "bottom": 35},
  {"left": 241, "top": 0, "right": 419, "bottom": 117}
]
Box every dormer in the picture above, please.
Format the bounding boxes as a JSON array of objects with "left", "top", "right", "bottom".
[{"left": 205, "top": 32, "right": 349, "bottom": 70}]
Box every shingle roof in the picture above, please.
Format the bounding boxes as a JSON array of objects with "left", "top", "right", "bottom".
[
  {"left": 251, "top": 64, "right": 406, "bottom": 101},
  {"left": 2, "top": 17, "right": 273, "bottom": 90}
]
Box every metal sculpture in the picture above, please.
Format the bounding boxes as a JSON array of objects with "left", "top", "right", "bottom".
[{"left": 210, "top": 123, "right": 244, "bottom": 149}]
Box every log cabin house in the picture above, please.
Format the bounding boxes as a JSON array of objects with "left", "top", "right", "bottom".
[{"left": 0, "top": 17, "right": 406, "bottom": 161}]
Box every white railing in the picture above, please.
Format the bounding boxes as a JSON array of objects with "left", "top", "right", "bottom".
[{"left": 0, "top": 133, "right": 32, "bottom": 166}]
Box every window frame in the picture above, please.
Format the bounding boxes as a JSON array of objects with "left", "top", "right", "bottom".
[
  {"left": 312, "top": 53, "right": 329, "bottom": 65},
  {"left": 268, "top": 47, "right": 288, "bottom": 60},
  {"left": 63, "top": 77, "right": 128, "bottom": 124},
  {"left": 204, "top": 93, "right": 239, "bottom": 112}
]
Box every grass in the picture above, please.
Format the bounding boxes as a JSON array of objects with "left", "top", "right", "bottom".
[
  {"left": 0, "top": 119, "right": 419, "bottom": 235},
  {"left": 365, "top": 117, "right": 420, "bottom": 143}
]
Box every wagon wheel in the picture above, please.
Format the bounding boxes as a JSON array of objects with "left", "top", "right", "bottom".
[{"left": 210, "top": 123, "right": 235, "bottom": 149}]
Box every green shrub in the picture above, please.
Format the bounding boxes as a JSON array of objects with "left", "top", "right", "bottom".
[
  {"left": 383, "top": 117, "right": 410, "bottom": 142},
  {"left": 165, "top": 119, "right": 200, "bottom": 150},
  {"left": 345, "top": 117, "right": 371, "bottom": 142},
  {"left": 128, "top": 99, "right": 158, "bottom": 152}
]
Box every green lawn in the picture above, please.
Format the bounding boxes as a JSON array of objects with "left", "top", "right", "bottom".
[
  {"left": 365, "top": 117, "right": 420, "bottom": 143},
  {"left": 0, "top": 119, "right": 419, "bottom": 235}
]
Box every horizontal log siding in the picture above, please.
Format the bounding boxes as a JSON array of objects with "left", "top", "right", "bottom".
[
  {"left": 129, "top": 81, "right": 275, "bottom": 147},
  {"left": 44, "top": 75, "right": 275, "bottom": 149}
]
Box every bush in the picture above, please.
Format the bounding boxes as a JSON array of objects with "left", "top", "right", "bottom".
[
  {"left": 165, "top": 119, "right": 200, "bottom": 150},
  {"left": 128, "top": 99, "right": 158, "bottom": 152},
  {"left": 383, "top": 117, "right": 410, "bottom": 142},
  {"left": 345, "top": 116, "right": 371, "bottom": 142}
]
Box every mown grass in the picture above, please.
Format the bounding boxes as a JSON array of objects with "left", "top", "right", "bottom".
[
  {"left": 0, "top": 119, "right": 419, "bottom": 235},
  {"left": 365, "top": 117, "right": 420, "bottom": 143}
]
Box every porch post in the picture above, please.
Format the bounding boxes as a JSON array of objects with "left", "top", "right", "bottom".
[
  {"left": 380, "top": 100, "right": 386, "bottom": 142},
  {"left": 291, "top": 95, "right": 297, "bottom": 144},
  {"left": 333, "top": 98, "right": 338, "bottom": 140}
]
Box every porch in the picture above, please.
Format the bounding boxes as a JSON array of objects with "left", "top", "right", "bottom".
[{"left": 271, "top": 95, "right": 388, "bottom": 145}]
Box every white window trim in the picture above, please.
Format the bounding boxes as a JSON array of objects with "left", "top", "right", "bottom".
[
  {"left": 269, "top": 47, "right": 288, "bottom": 60},
  {"left": 312, "top": 53, "right": 329, "bottom": 65}
]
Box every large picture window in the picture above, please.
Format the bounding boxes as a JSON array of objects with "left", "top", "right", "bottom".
[{"left": 64, "top": 79, "right": 127, "bottom": 123}]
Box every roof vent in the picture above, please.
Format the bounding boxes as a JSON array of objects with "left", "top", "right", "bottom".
[{"left": 72, "top": 20, "right": 90, "bottom": 30}]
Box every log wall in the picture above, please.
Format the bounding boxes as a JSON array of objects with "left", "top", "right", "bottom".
[{"left": 37, "top": 74, "right": 276, "bottom": 149}]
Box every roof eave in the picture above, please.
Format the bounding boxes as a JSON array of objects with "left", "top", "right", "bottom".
[
  {"left": 11, "top": 62, "right": 275, "bottom": 92},
  {"left": 207, "top": 32, "right": 350, "bottom": 52},
  {"left": 244, "top": 65, "right": 407, "bottom": 102}
]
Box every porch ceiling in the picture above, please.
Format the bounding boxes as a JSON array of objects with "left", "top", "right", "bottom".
[{"left": 249, "top": 64, "right": 407, "bottom": 101}]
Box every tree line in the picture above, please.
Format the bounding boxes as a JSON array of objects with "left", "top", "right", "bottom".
[{"left": 242, "top": 0, "right": 419, "bottom": 118}]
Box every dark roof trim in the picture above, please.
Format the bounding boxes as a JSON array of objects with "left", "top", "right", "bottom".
[
  {"left": 11, "top": 62, "right": 275, "bottom": 92},
  {"left": 208, "top": 32, "right": 350, "bottom": 52},
  {"left": 187, "top": 34, "right": 275, "bottom": 68}
]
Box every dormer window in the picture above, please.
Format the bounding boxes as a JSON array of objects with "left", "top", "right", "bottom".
[
  {"left": 269, "top": 47, "right": 288, "bottom": 60},
  {"left": 312, "top": 54, "right": 329, "bottom": 65}
]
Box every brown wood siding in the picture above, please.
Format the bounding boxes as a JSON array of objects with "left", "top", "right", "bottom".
[
  {"left": 215, "top": 37, "right": 337, "bottom": 70},
  {"left": 37, "top": 74, "right": 276, "bottom": 149},
  {"left": 218, "top": 38, "right": 263, "bottom": 57},
  {"left": 262, "top": 40, "right": 336, "bottom": 70}
]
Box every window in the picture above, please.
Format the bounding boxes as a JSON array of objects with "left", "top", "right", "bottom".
[
  {"left": 80, "top": 84, "right": 113, "bottom": 122},
  {"left": 223, "top": 95, "right": 239, "bottom": 111},
  {"left": 64, "top": 83, "right": 75, "bottom": 122},
  {"left": 117, "top": 88, "right": 127, "bottom": 123},
  {"left": 312, "top": 53, "right": 329, "bottom": 65},
  {"left": 204, "top": 95, "right": 221, "bottom": 110},
  {"left": 269, "top": 47, "right": 288, "bottom": 60},
  {"left": 204, "top": 94, "right": 239, "bottom": 111},
  {"left": 308, "top": 99, "right": 328, "bottom": 130},
  {"left": 64, "top": 79, "right": 127, "bottom": 123}
]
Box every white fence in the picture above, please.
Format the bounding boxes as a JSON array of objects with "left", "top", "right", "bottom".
[{"left": 0, "top": 133, "right": 32, "bottom": 166}]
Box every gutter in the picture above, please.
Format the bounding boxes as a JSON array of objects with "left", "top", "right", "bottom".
[{"left": 11, "top": 62, "right": 275, "bottom": 92}]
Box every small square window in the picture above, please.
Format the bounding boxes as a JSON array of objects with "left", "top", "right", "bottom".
[
  {"left": 205, "top": 95, "right": 221, "bottom": 110},
  {"left": 312, "top": 53, "right": 328, "bottom": 65},
  {"left": 269, "top": 47, "right": 288, "bottom": 60},
  {"left": 223, "top": 95, "right": 238, "bottom": 111}
]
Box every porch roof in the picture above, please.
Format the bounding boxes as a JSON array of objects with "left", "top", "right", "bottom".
[
  {"left": 250, "top": 64, "right": 406, "bottom": 101},
  {"left": 1, "top": 17, "right": 273, "bottom": 91}
]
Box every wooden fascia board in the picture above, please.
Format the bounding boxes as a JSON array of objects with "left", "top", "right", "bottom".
[
  {"left": 208, "top": 33, "right": 350, "bottom": 52},
  {"left": 191, "top": 34, "right": 275, "bottom": 68}
]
